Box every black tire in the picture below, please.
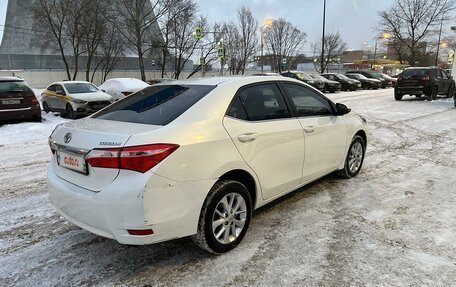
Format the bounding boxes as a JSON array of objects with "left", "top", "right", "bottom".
[
  {"left": 338, "top": 135, "right": 365, "bottom": 178},
  {"left": 42, "top": 101, "right": 50, "bottom": 113},
  {"left": 65, "top": 104, "right": 75, "bottom": 119},
  {"left": 192, "top": 180, "right": 252, "bottom": 254},
  {"left": 447, "top": 85, "right": 455, "bottom": 99},
  {"left": 432, "top": 86, "right": 438, "bottom": 100},
  {"left": 394, "top": 89, "right": 403, "bottom": 101},
  {"left": 32, "top": 115, "right": 42, "bottom": 122}
]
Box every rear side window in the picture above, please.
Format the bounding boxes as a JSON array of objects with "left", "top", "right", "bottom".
[
  {"left": 93, "top": 85, "right": 215, "bottom": 125},
  {"left": 402, "top": 69, "right": 427, "bottom": 78},
  {"left": 233, "top": 84, "right": 290, "bottom": 121},
  {"left": 0, "top": 81, "right": 31, "bottom": 93}
]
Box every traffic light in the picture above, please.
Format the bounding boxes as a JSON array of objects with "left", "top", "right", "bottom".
[
  {"left": 449, "top": 50, "right": 454, "bottom": 65},
  {"left": 217, "top": 47, "right": 225, "bottom": 59},
  {"left": 194, "top": 27, "right": 203, "bottom": 39}
]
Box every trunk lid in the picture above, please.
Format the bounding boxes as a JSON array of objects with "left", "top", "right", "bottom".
[
  {"left": 0, "top": 81, "right": 34, "bottom": 110},
  {"left": 50, "top": 118, "right": 161, "bottom": 191}
]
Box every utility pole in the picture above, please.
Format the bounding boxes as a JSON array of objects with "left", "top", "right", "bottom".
[
  {"left": 435, "top": 15, "right": 444, "bottom": 66},
  {"left": 320, "top": 0, "right": 326, "bottom": 74}
]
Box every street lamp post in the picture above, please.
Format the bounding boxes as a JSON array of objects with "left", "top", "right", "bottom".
[
  {"left": 451, "top": 26, "right": 456, "bottom": 77},
  {"left": 320, "top": 0, "right": 326, "bottom": 74},
  {"left": 373, "top": 32, "right": 390, "bottom": 70},
  {"left": 260, "top": 18, "right": 272, "bottom": 74}
]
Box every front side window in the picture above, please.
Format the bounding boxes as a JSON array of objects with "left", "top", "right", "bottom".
[
  {"left": 283, "top": 83, "right": 332, "bottom": 117},
  {"left": 64, "top": 83, "right": 99, "bottom": 94},
  {"left": 442, "top": 70, "right": 449, "bottom": 79},
  {"left": 236, "top": 84, "right": 290, "bottom": 121},
  {"left": 93, "top": 85, "right": 215, "bottom": 125}
]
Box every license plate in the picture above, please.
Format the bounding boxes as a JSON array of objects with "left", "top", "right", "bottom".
[
  {"left": 92, "top": 104, "right": 106, "bottom": 109},
  {"left": 57, "top": 151, "right": 87, "bottom": 174},
  {"left": 1, "top": 99, "right": 20, "bottom": 105}
]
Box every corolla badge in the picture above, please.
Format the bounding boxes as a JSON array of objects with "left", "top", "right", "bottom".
[{"left": 64, "top": 132, "right": 72, "bottom": 144}]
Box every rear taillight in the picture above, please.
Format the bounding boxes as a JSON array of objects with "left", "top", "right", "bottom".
[
  {"left": 85, "top": 144, "right": 179, "bottom": 173},
  {"left": 121, "top": 91, "right": 133, "bottom": 96},
  {"left": 421, "top": 75, "right": 430, "bottom": 81},
  {"left": 31, "top": 97, "right": 39, "bottom": 104}
]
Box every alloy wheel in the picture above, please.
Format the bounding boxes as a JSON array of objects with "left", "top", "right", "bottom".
[
  {"left": 212, "top": 192, "right": 247, "bottom": 244},
  {"left": 348, "top": 141, "right": 363, "bottom": 174}
]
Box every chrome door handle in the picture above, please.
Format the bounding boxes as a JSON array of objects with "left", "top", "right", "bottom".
[
  {"left": 238, "top": 133, "right": 258, "bottom": 143},
  {"left": 304, "top": 126, "right": 315, "bottom": 133}
]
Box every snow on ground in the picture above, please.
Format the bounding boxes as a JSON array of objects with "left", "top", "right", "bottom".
[{"left": 1, "top": 87, "right": 456, "bottom": 286}]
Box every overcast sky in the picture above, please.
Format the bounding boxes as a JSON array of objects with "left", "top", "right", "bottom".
[{"left": 0, "top": 0, "right": 453, "bottom": 54}]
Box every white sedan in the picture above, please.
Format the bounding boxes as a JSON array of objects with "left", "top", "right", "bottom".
[
  {"left": 98, "top": 78, "right": 149, "bottom": 101},
  {"left": 41, "top": 81, "right": 113, "bottom": 119},
  {"left": 47, "top": 76, "right": 368, "bottom": 253}
]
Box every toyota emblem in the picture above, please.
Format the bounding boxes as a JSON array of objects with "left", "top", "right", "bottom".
[{"left": 64, "top": 133, "right": 72, "bottom": 144}]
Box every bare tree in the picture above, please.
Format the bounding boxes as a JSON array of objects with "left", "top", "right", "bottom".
[
  {"left": 65, "top": 0, "right": 92, "bottom": 80},
  {"left": 166, "top": 0, "right": 200, "bottom": 79},
  {"left": 186, "top": 18, "right": 219, "bottom": 79},
  {"left": 32, "top": 0, "right": 72, "bottom": 80},
  {"left": 263, "top": 18, "right": 306, "bottom": 72},
  {"left": 109, "top": 0, "right": 170, "bottom": 81},
  {"left": 312, "top": 32, "right": 347, "bottom": 73},
  {"left": 99, "top": 24, "right": 126, "bottom": 83},
  {"left": 81, "top": 0, "right": 107, "bottom": 81},
  {"left": 236, "top": 7, "right": 258, "bottom": 74},
  {"left": 378, "top": 0, "right": 456, "bottom": 66}
]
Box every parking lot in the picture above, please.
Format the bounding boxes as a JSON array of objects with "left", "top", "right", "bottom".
[{"left": 1, "top": 87, "right": 456, "bottom": 286}]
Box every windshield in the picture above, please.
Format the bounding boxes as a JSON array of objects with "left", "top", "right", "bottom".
[
  {"left": 336, "top": 74, "right": 350, "bottom": 80},
  {"left": 295, "top": 73, "right": 311, "bottom": 81},
  {"left": 64, "top": 83, "right": 99, "bottom": 94},
  {"left": 0, "top": 81, "right": 31, "bottom": 93},
  {"left": 92, "top": 84, "right": 215, "bottom": 125},
  {"left": 350, "top": 74, "right": 367, "bottom": 80}
]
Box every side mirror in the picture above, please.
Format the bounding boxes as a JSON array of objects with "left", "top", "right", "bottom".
[{"left": 336, "top": 103, "right": 351, "bottom": 115}]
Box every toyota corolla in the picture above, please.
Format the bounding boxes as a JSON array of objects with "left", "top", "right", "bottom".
[{"left": 47, "top": 76, "right": 368, "bottom": 253}]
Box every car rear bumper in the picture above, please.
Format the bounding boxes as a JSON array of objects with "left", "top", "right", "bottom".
[
  {"left": 47, "top": 161, "right": 215, "bottom": 245},
  {"left": 0, "top": 107, "right": 41, "bottom": 121},
  {"left": 396, "top": 86, "right": 425, "bottom": 95}
]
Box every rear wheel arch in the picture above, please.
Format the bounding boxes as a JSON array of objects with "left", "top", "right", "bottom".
[{"left": 218, "top": 169, "right": 257, "bottom": 209}]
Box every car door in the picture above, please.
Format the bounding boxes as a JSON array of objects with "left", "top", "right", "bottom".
[
  {"left": 223, "top": 82, "right": 305, "bottom": 200},
  {"left": 54, "top": 84, "right": 67, "bottom": 110},
  {"left": 280, "top": 82, "right": 347, "bottom": 183},
  {"left": 441, "top": 70, "right": 451, "bottom": 93}
]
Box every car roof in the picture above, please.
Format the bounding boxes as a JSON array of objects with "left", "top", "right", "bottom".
[
  {"left": 0, "top": 76, "right": 24, "bottom": 82},
  {"left": 50, "top": 81, "right": 93, "bottom": 86},
  {"left": 154, "top": 76, "right": 294, "bottom": 87},
  {"left": 405, "top": 67, "right": 437, "bottom": 70}
]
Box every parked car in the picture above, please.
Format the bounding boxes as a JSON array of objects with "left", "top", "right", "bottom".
[
  {"left": 321, "top": 73, "right": 361, "bottom": 91},
  {"left": 345, "top": 73, "right": 382, "bottom": 90},
  {"left": 0, "top": 77, "right": 41, "bottom": 122},
  {"left": 379, "top": 73, "right": 397, "bottom": 87},
  {"left": 98, "top": 78, "right": 149, "bottom": 101},
  {"left": 280, "top": 71, "right": 325, "bottom": 91},
  {"left": 251, "top": 73, "right": 281, "bottom": 76},
  {"left": 47, "top": 76, "right": 368, "bottom": 254},
  {"left": 308, "top": 74, "right": 341, "bottom": 93},
  {"left": 394, "top": 67, "right": 455, "bottom": 101},
  {"left": 41, "top": 81, "right": 113, "bottom": 119},
  {"left": 346, "top": 70, "right": 392, "bottom": 88}
]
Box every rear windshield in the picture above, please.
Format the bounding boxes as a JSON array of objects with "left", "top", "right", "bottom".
[
  {"left": 0, "top": 81, "right": 31, "bottom": 93},
  {"left": 64, "top": 83, "right": 99, "bottom": 94},
  {"left": 402, "top": 69, "right": 427, "bottom": 77},
  {"left": 92, "top": 84, "right": 215, "bottom": 125}
]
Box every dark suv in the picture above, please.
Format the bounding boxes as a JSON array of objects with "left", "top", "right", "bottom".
[
  {"left": 394, "top": 67, "right": 455, "bottom": 101},
  {"left": 0, "top": 77, "right": 41, "bottom": 122}
]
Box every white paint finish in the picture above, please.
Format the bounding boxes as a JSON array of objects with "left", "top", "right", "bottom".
[{"left": 46, "top": 76, "right": 367, "bottom": 246}]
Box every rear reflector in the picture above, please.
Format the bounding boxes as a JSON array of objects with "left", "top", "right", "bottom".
[
  {"left": 127, "top": 229, "right": 154, "bottom": 236},
  {"left": 85, "top": 144, "right": 179, "bottom": 173}
]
